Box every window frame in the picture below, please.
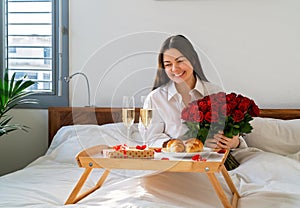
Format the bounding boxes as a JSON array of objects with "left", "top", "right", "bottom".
[{"left": 0, "top": 0, "right": 69, "bottom": 109}]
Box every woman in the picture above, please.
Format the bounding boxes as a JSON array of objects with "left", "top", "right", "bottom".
[{"left": 141, "top": 34, "right": 245, "bottom": 149}]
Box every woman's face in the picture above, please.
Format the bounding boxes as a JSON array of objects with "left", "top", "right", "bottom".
[{"left": 163, "top": 48, "right": 194, "bottom": 85}]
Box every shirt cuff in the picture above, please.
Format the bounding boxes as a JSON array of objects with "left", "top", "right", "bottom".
[{"left": 235, "top": 136, "right": 248, "bottom": 149}]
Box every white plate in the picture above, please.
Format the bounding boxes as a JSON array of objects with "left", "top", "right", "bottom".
[{"left": 161, "top": 147, "right": 213, "bottom": 158}]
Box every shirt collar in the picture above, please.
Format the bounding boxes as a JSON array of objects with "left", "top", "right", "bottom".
[
  {"left": 167, "top": 81, "right": 177, "bottom": 101},
  {"left": 166, "top": 76, "right": 205, "bottom": 101},
  {"left": 193, "top": 76, "right": 205, "bottom": 97}
]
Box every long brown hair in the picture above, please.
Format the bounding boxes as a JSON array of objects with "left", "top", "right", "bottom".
[{"left": 152, "top": 35, "right": 209, "bottom": 90}]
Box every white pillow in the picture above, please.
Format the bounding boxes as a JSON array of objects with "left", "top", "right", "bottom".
[{"left": 244, "top": 117, "right": 300, "bottom": 156}]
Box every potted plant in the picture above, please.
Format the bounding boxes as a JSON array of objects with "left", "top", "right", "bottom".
[{"left": 0, "top": 69, "right": 38, "bottom": 136}]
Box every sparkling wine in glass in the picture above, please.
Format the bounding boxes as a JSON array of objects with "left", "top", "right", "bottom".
[
  {"left": 122, "top": 96, "right": 135, "bottom": 141},
  {"left": 140, "top": 108, "right": 152, "bottom": 129},
  {"left": 140, "top": 96, "right": 152, "bottom": 146}
]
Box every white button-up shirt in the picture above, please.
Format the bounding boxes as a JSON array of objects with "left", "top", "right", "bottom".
[{"left": 140, "top": 77, "right": 224, "bottom": 147}]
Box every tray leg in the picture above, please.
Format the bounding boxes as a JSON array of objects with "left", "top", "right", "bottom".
[
  {"left": 65, "top": 168, "right": 110, "bottom": 204},
  {"left": 206, "top": 172, "right": 233, "bottom": 208},
  {"left": 220, "top": 165, "right": 240, "bottom": 207},
  {"left": 65, "top": 168, "right": 93, "bottom": 204}
]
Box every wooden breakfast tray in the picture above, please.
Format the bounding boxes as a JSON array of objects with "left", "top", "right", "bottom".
[{"left": 65, "top": 145, "right": 240, "bottom": 208}]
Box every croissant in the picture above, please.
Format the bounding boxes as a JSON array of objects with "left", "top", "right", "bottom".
[
  {"left": 185, "top": 138, "right": 203, "bottom": 153},
  {"left": 166, "top": 139, "right": 185, "bottom": 153}
]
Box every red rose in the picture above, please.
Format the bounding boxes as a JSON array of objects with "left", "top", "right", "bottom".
[
  {"left": 202, "top": 95, "right": 210, "bottom": 102},
  {"left": 236, "top": 94, "right": 244, "bottom": 104},
  {"left": 238, "top": 97, "right": 251, "bottom": 113},
  {"left": 226, "top": 93, "right": 237, "bottom": 103},
  {"left": 211, "top": 97, "right": 223, "bottom": 113},
  {"left": 198, "top": 100, "right": 209, "bottom": 112},
  {"left": 220, "top": 104, "right": 227, "bottom": 116},
  {"left": 249, "top": 100, "right": 260, "bottom": 117},
  {"left": 211, "top": 111, "right": 219, "bottom": 122},
  {"left": 232, "top": 109, "right": 244, "bottom": 122},
  {"left": 203, "top": 99, "right": 211, "bottom": 109},
  {"left": 228, "top": 100, "right": 238, "bottom": 112},
  {"left": 181, "top": 107, "right": 190, "bottom": 121},
  {"left": 189, "top": 103, "right": 198, "bottom": 114},
  {"left": 207, "top": 100, "right": 212, "bottom": 110},
  {"left": 193, "top": 110, "right": 204, "bottom": 122},
  {"left": 214, "top": 92, "right": 226, "bottom": 104},
  {"left": 204, "top": 112, "right": 212, "bottom": 122},
  {"left": 225, "top": 104, "right": 232, "bottom": 116},
  {"left": 205, "top": 111, "right": 219, "bottom": 123}
]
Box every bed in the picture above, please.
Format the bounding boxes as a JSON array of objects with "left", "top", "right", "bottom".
[{"left": 0, "top": 107, "right": 299, "bottom": 208}]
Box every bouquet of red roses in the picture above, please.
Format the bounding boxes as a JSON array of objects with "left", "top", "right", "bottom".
[{"left": 181, "top": 92, "right": 260, "bottom": 170}]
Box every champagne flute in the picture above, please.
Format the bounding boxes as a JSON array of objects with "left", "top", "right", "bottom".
[
  {"left": 140, "top": 96, "right": 153, "bottom": 146},
  {"left": 122, "top": 96, "right": 135, "bottom": 141}
]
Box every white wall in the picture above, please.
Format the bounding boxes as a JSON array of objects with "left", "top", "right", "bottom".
[
  {"left": 1, "top": 0, "right": 299, "bottom": 175},
  {"left": 69, "top": 0, "right": 300, "bottom": 108}
]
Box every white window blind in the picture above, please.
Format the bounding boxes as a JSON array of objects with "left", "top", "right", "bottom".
[
  {"left": 7, "top": 0, "right": 53, "bottom": 92},
  {"left": 1, "top": 0, "right": 69, "bottom": 108}
]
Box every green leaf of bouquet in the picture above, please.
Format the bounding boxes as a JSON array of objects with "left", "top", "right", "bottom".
[
  {"left": 197, "top": 128, "right": 208, "bottom": 144},
  {"left": 244, "top": 113, "right": 253, "bottom": 122},
  {"left": 232, "top": 128, "right": 239, "bottom": 136},
  {"left": 240, "top": 122, "right": 253, "bottom": 134},
  {"left": 225, "top": 131, "right": 233, "bottom": 138},
  {"left": 233, "top": 124, "right": 240, "bottom": 128},
  {"left": 223, "top": 125, "right": 233, "bottom": 138},
  {"left": 225, "top": 116, "right": 229, "bottom": 122}
]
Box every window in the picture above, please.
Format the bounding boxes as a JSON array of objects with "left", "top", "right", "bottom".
[{"left": 0, "top": 0, "right": 69, "bottom": 108}]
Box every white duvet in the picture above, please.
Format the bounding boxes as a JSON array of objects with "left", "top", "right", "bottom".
[{"left": 0, "top": 123, "right": 299, "bottom": 208}]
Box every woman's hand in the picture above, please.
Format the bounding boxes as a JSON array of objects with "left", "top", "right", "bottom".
[{"left": 205, "top": 131, "right": 240, "bottom": 149}]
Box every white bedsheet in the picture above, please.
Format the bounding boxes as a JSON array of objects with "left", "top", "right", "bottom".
[{"left": 0, "top": 123, "right": 299, "bottom": 208}]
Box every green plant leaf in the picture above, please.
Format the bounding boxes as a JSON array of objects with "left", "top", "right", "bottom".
[
  {"left": 0, "top": 69, "right": 38, "bottom": 137},
  {"left": 0, "top": 115, "right": 13, "bottom": 126},
  {"left": 13, "top": 80, "right": 35, "bottom": 96},
  {"left": 0, "top": 124, "right": 30, "bottom": 136}
]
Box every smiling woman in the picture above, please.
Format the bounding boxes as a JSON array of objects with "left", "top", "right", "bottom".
[{"left": 140, "top": 35, "right": 225, "bottom": 148}]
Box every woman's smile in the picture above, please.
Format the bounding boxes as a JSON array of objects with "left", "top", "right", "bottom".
[{"left": 173, "top": 71, "right": 185, "bottom": 77}]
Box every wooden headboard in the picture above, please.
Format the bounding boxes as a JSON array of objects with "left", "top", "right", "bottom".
[
  {"left": 48, "top": 107, "right": 300, "bottom": 146},
  {"left": 48, "top": 107, "right": 140, "bottom": 146}
]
